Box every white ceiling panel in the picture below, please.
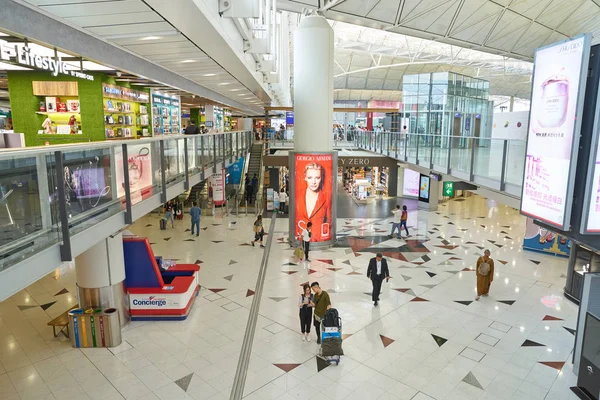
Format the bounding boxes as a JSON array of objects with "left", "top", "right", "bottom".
[
  {"left": 39, "top": 0, "right": 150, "bottom": 17},
  {"left": 23, "top": 0, "right": 269, "bottom": 109},
  {"left": 425, "top": 0, "right": 464, "bottom": 36},
  {"left": 450, "top": 11, "right": 499, "bottom": 44},
  {"left": 535, "top": 0, "right": 586, "bottom": 28},
  {"left": 382, "top": 80, "right": 401, "bottom": 90},
  {"left": 347, "top": 77, "right": 367, "bottom": 89},
  {"left": 279, "top": 0, "right": 600, "bottom": 60},
  {"left": 368, "top": 69, "right": 389, "bottom": 79},
  {"left": 65, "top": 11, "right": 162, "bottom": 27},
  {"left": 27, "top": 0, "right": 114, "bottom": 4},
  {"left": 451, "top": 0, "right": 498, "bottom": 32},
  {"left": 366, "top": 78, "right": 385, "bottom": 89},
  {"left": 366, "top": 0, "right": 400, "bottom": 24},
  {"left": 558, "top": 1, "right": 600, "bottom": 36},
  {"left": 331, "top": 0, "right": 383, "bottom": 17},
  {"left": 508, "top": 0, "right": 552, "bottom": 20},
  {"left": 485, "top": 11, "right": 531, "bottom": 50},
  {"left": 86, "top": 21, "right": 175, "bottom": 37}
]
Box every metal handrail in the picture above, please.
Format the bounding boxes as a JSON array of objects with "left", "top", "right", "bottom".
[{"left": 0, "top": 130, "right": 254, "bottom": 272}]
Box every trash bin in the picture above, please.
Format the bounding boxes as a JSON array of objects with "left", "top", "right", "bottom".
[{"left": 69, "top": 308, "right": 122, "bottom": 348}]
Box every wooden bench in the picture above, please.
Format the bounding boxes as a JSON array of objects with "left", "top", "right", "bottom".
[{"left": 48, "top": 305, "right": 78, "bottom": 338}]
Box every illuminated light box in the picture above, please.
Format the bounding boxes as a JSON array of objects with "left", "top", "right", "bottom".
[{"left": 520, "top": 34, "right": 591, "bottom": 230}]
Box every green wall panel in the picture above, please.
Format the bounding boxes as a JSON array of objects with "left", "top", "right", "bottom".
[{"left": 8, "top": 71, "right": 106, "bottom": 147}]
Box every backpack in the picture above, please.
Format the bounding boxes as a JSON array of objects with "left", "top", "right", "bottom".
[{"left": 323, "top": 308, "right": 340, "bottom": 328}]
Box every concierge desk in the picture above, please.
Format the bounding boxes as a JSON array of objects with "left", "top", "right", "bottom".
[{"left": 123, "top": 237, "right": 200, "bottom": 321}]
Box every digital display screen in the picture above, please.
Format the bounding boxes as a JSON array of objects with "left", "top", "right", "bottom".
[
  {"left": 583, "top": 98, "right": 600, "bottom": 234},
  {"left": 294, "top": 153, "right": 333, "bottom": 242},
  {"left": 403, "top": 168, "right": 419, "bottom": 197},
  {"left": 419, "top": 174, "right": 430, "bottom": 203},
  {"left": 520, "top": 35, "right": 589, "bottom": 229}
]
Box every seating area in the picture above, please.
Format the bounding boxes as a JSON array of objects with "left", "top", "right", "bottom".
[{"left": 47, "top": 304, "right": 79, "bottom": 338}]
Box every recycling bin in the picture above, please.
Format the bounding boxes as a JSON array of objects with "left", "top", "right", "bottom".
[{"left": 68, "top": 308, "right": 122, "bottom": 348}]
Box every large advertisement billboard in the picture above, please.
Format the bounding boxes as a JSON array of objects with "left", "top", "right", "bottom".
[
  {"left": 403, "top": 168, "right": 419, "bottom": 197},
  {"left": 520, "top": 34, "right": 590, "bottom": 229},
  {"left": 581, "top": 88, "right": 600, "bottom": 234},
  {"left": 293, "top": 153, "right": 334, "bottom": 242}
]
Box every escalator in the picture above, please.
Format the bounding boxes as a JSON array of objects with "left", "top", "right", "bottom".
[{"left": 239, "top": 143, "right": 265, "bottom": 207}]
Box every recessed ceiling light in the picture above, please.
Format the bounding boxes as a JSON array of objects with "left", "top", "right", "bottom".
[
  {"left": 203, "top": 73, "right": 217, "bottom": 77},
  {"left": 219, "top": 82, "right": 231, "bottom": 86},
  {"left": 230, "top": 89, "right": 241, "bottom": 92},
  {"left": 141, "top": 36, "right": 161, "bottom": 41},
  {"left": 181, "top": 59, "right": 197, "bottom": 63}
]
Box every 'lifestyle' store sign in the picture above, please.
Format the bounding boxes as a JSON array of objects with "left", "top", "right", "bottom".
[{"left": 0, "top": 40, "right": 94, "bottom": 81}]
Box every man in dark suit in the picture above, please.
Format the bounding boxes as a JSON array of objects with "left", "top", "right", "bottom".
[{"left": 367, "top": 253, "right": 390, "bottom": 307}]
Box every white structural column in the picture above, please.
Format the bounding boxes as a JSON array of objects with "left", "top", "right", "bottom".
[
  {"left": 75, "top": 233, "right": 129, "bottom": 324},
  {"left": 293, "top": 15, "right": 334, "bottom": 152},
  {"left": 205, "top": 105, "right": 216, "bottom": 128},
  {"left": 239, "top": 118, "right": 253, "bottom": 131}
]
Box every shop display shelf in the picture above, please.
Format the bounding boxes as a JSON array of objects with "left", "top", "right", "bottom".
[
  {"left": 36, "top": 111, "right": 80, "bottom": 115},
  {"left": 104, "top": 110, "right": 135, "bottom": 114},
  {"left": 107, "top": 137, "right": 136, "bottom": 141}
]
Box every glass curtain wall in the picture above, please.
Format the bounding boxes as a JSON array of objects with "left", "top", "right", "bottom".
[{"left": 401, "top": 72, "right": 490, "bottom": 149}]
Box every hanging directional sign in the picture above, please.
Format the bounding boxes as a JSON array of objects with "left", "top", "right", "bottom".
[{"left": 443, "top": 181, "right": 455, "bottom": 197}]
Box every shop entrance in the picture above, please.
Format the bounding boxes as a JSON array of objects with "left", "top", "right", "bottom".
[{"left": 341, "top": 165, "right": 390, "bottom": 204}]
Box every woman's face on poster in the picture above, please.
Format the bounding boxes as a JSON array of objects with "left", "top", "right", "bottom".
[{"left": 305, "top": 167, "right": 322, "bottom": 193}]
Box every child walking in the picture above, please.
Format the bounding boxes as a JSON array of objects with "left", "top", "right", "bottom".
[
  {"left": 252, "top": 215, "right": 265, "bottom": 248},
  {"left": 400, "top": 205, "right": 409, "bottom": 237}
]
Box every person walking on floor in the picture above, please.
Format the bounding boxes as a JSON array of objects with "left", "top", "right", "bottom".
[
  {"left": 300, "top": 222, "right": 312, "bottom": 262},
  {"left": 298, "top": 284, "right": 314, "bottom": 342},
  {"left": 252, "top": 215, "right": 265, "bottom": 248},
  {"left": 367, "top": 253, "right": 390, "bottom": 307},
  {"left": 475, "top": 249, "right": 494, "bottom": 300},
  {"left": 164, "top": 202, "right": 175, "bottom": 228},
  {"left": 390, "top": 205, "right": 402, "bottom": 239},
  {"left": 311, "top": 282, "right": 331, "bottom": 344},
  {"left": 279, "top": 189, "right": 287, "bottom": 213},
  {"left": 189, "top": 202, "right": 201, "bottom": 236},
  {"left": 400, "top": 205, "right": 409, "bottom": 238}
]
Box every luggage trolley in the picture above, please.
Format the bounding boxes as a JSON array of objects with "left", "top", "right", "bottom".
[{"left": 319, "top": 309, "right": 343, "bottom": 365}]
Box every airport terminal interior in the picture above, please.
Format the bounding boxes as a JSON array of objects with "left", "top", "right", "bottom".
[{"left": 1, "top": 1, "right": 600, "bottom": 400}]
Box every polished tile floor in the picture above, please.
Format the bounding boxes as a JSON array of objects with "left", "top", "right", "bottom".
[{"left": 0, "top": 193, "right": 580, "bottom": 400}]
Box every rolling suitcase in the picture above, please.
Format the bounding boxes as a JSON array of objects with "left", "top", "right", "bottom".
[{"left": 160, "top": 218, "right": 167, "bottom": 230}]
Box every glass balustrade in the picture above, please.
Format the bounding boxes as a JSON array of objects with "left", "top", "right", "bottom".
[
  {"left": 351, "top": 131, "right": 525, "bottom": 193},
  {"left": 0, "top": 131, "right": 253, "bottom": 271}
]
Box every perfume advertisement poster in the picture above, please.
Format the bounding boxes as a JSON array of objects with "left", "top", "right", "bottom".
[
  {"left": 522, "top": 35, "right": 588, "bottom": 227},
  {"left": 294, "top": 153, "right": 333, "bottom": 242},
  {"left": 209, "top": 170, "right": 225, "bottom": 206},
  {"left": 403, "top": 168, "right": 419, "bottom": 197},
  {"left": 115, "top": 144, "right": 153, "bottom": 204},
  {"left": 523, "top": 218, "right": 571, "bottom": 257}
]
